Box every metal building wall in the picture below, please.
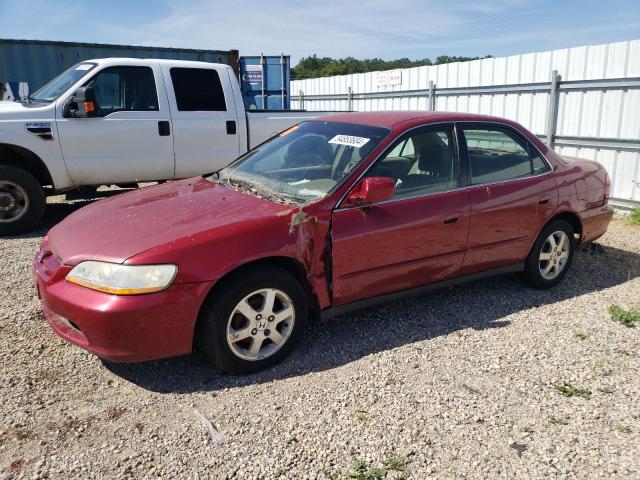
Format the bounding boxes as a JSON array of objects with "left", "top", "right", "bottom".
[
  {"left": 0, "top": 39, "right": 238, "bottom": 91},
  {"left": 291, "top": 39, "right": 640, "bottom": 206}
]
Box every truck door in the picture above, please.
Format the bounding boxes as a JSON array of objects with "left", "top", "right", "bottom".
[
  {"left": 160, "top": 65, "right": 242, "bottom": 177},
  {"left": 56, "top": 64, "right": 175, "bottom": 185}
]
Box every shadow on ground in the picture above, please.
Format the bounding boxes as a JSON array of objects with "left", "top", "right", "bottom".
[{"left": 105, "top": 242, "right": 640, "bottom": 394}]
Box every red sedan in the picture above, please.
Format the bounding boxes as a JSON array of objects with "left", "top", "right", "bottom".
[{"left": 34, "top": 112, "right": 613, "bottom": 373}]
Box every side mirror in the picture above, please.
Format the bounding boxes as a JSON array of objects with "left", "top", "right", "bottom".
[
  {"left": 347, "top": 177, "right": 395, "bottom": 206},
  {"left": 65, "top": 86, "right": 97, "bottom": 118}
]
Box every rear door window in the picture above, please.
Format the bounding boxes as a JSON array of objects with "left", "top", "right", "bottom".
[
  {"left": 462, "top": 126, "right": 549, "bottom": 185},
  {"left": 170, "top": 68, "right": 227, "bottom": 111}
]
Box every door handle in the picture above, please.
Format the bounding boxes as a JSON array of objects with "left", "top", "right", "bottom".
[
  {"left": 442, "top": 212, "right": 462, "bottom": 225},
  {"left": 158, "top": 121, "right": 170, "bottom": 136},
  {"left": 226, "top": 120, "right": 237, "bottom": 135},
  {"left": 538, "top": 195, "right": 551, "bottom": 205}
]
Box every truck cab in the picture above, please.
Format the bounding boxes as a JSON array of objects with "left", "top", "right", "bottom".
[{"left": 0, "top": 58, "right": 324, "bottom": 235}]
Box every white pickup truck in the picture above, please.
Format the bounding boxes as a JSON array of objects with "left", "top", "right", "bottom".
[{"left": 0, "top": 58, "right": 327, "bottom": 234}]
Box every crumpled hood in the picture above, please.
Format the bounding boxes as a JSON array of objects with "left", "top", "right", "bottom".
[{"left": 47, "top": 177, "right": 294, "bottom": 266}]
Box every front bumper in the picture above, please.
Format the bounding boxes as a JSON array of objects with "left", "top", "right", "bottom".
[
  {"left": 33, "top": 240, "right": 212, "bottom": 362},
  {"left": 578, "top": 203, "right": 615, "bottom": 244}
]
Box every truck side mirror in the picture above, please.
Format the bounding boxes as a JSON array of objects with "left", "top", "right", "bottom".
[{"left": 65, "top": 86, "right": 97, "bottom": 118}]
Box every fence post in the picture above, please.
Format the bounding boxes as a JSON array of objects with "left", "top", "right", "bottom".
[
  {"left": 428, "top": 81, "right": 436, "bottom": 111},
  {"left": 347, "top": 86, "right": 353, "bottom": 111},
  {"left": 546, "top": 70, "right": 560, "bottom": 149},
  {"left": 280, "top": 53, "right": 285, "bottom": 110},
  {"left": 260, "top": 53, "right": 266, "bottom": 109},
  {"left": 299, "top": 90, "right": 304, "bottom": 110}
]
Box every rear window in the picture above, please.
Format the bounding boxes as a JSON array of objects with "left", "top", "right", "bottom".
[{"left": 170, "top": 68, "right": 227, "bottom": 111}]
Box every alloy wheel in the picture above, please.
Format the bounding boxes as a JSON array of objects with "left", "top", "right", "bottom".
[
  {"left": 538, "top": 230, "right": 570, "bottom": 280},
  {"left": 226, "top": 288, "right": 295, "bottom": 361}
]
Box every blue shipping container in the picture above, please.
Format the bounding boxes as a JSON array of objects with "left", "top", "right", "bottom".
[
  {"left": 0, "top": 38, "right": 238, "bottom": 91},
  {"left": 240, "top": 54, "right": 291, "bottom": 110}
]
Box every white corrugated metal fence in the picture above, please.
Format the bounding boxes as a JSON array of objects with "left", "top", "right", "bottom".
[{"left": 291, "top": 39, "right": 640, "bottom": 206}]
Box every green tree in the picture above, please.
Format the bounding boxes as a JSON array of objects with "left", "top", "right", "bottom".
[{"left": 292, "top": 54, "right": 493, "bottom": 80}]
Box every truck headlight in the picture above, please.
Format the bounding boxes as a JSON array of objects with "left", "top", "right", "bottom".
[{"left": 66, "top": 261, "right": 177, "bottom": 295}]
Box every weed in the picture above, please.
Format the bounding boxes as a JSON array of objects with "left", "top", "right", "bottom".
[
  {"left": 548, "top": 416, "right": 569, "bottom": 426},
  {"left": 522, "top": 426, "right": 535, "bottom": 433},
  {"left": 356, "top": 410, "right": 368, "bottom": 422},
  {"left": 598, "top": 386, "right": 613, "bottom": 394},
  {"left": 628, "top": 207, "right": 640, "bottom": 226},
  {"left": 349, "top": 459, "right": 387, "bottom": 480},
  {"left": 617, "top": 425, "right": 631, "bottom": 434},
  {"left": 277, "top": 466, "right": 287, "bottom": 477},
  {"left": 609, "top": 304, "right": 639, "bottom": 327},
  {"left": 593, "top": 357, "right": 607, "bottom": 370},
  {"left": 554, "top": 382, "right": 592, "bottom": 399}
]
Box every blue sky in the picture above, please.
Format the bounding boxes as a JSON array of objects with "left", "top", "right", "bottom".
[{"left": 1, "top": 0, "right": 639, "bottom": 64}]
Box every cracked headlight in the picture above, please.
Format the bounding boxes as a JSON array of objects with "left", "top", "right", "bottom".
[{"left": 66, "top": 261, "right": 177, "bottom": 295}]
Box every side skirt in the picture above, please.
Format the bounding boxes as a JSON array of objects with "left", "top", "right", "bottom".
[{"left": 320, "top": 263, "right": 524, "bottom": 321}]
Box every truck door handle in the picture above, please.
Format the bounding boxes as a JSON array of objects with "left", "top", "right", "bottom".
[
  {"left": 538, "top": 195, "right": 551, "bottom": 205},
  {"left": 442, "top": 212, "right": 461, "bottom": 225},
  {"left": 226, "top": 120, "right": 237, "bottom": 135},
  {"left": 158, "top": 121, "right": 170, "bottom": 136}
]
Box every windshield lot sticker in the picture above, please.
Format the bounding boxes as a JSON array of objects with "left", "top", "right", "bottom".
[
  {"left": 75, "top": 64, "right": 93, "bottom": 70},
  {"left": 329, "top": 135, "right": 370, "bottom": 148}
]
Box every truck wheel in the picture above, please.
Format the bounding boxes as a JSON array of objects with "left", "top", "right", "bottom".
[
  {"left": 522, "top": 220, "right": 575, "bottom": 289},
  {"left": 0, "top": 165, "right": 45, "bottom": 236},
  {"left": 195, "top": 265, "right": 307, "bottom": 374}
]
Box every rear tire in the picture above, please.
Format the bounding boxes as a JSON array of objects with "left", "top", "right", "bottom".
[
  {"left": 195, "top": 265, "right": 307, "bottom": 374},
  {"left": 0, "top": 165, "right": 45, "bottom": 236},
  {"left": 522, "top": 219, "right": 575, "bottom": 289}
]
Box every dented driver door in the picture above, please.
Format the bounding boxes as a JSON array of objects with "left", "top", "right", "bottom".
[{"left": 330, "top": 123, "right": 471, "bottom": 306}]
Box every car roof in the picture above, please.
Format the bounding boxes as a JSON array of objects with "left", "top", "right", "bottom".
[{"left": 317, "top": 111, "right": 515, "bottom": 129}]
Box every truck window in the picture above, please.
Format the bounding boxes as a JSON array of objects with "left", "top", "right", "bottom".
[
  {"left": 170, "top": 68, "right": 227, "bottom": 111},
  {"left": 84, "top": 66, "right": 158, "bottom": 116}
]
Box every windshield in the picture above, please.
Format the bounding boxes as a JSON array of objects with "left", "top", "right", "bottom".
[
  {"left": 29, "top": 62, "right": 97, "bottom": 103},
  {"left": 219, "top": 121, "right": 389, "bottom": 203}
]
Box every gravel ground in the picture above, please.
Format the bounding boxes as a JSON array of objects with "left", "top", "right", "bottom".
[{"left": 1, "top": 196, "right": 639, "bottom": 479}]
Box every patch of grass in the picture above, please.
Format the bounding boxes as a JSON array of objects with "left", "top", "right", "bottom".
[
  {"left": 627, "top": 207, "right": 640, "bottom": 226},
  {"left": 554, "top": 382, "right": 592, "bottom": 399},
  {"left": 617, "top": 425, "right": 631, "bottom": 434},
  {"left": 609, "top": 304, "right": 639, "bottom": 327},
  {"left": 573, "top": 330, "right": 590, "bottom": 341},
  {"left": 355, "top": 410, "right": 368, "bottom": 422},
  {"left": 349, "top": 459, "right": 387, "bottom": 480},
  {"left": 548, "top": 416, "right": 569, "bottom": 426}
]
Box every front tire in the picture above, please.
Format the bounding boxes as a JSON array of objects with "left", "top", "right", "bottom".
[
  {"left": 0, "top": 165, "right": 45, "bottom": 236},
  {"left": 522, "top": 219, "right": 575, "bottom": 289},
  {"left": 195, "top": 265, "right": 307, "bottom": 374}
]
